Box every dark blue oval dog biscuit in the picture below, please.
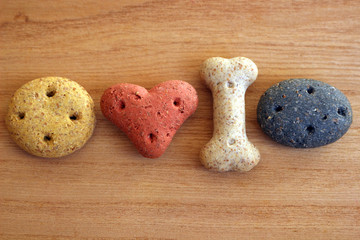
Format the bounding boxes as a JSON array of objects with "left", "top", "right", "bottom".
[{"left": 257, "top": 78, "right": 352, "bottom": 148}]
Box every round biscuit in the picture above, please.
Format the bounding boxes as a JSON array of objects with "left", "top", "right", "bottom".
[{"left": 6, "top": 77, "right": 96, "bottom": 158}]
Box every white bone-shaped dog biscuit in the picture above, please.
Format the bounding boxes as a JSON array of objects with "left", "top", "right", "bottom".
[{"left": 200, "top": 57, "right": 260, "bottom": 172}]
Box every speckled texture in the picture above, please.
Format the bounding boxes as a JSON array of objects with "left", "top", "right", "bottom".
[
  {"left": 100, "top": 80, "right": 198, "bottom": 158},
  {"left": 257, "top": 78, "right": 353, "bottom": 148},
  {"left": 6, "top": 77, "right": 96, "bottom": 158},
  {"left": 200, "top": 57, "right": 260, "bottom": 172}
]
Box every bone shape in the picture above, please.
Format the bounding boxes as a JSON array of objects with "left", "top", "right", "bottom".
[{"left": 200, "top": 57, "right": 260, "bottom": 172}]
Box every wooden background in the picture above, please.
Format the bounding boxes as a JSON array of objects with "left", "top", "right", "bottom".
[{"left": 0, "top": 0, "right": 359, "bottom": 239}]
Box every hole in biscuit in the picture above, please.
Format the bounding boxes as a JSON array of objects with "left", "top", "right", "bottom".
[
  {"left": 119, "top": 100, "right": 126, "bottom": 109},
  {"left": 173, "top": 98, "right": 181, "bottom": 107},
  {"left": 228, "top": 138, "right": 236, "bottom": 145},
  {"left": 306, "top": 125, "right": 315, "bottom": 135},
  {"left": 134, "top": 92, "right": 141, "bottom": 100},
  {"left": 18, "top": 112, "right": 25, "bottom": 119},
  {"left": 274, "top": 106, "right": 284, "bottom": 112},
  {"left": 46, "top": 89, "right": 56, "bottom": 97},
  {"left": 227, "top": 81, "right": 234, "bottom": 88},
  {"left": 307, "top": 86, "right": 315, "bottom": 94},
  {"left": 337, "top": 107, "right": 347, "bottom": 117},
  {"left": 69, "top": 112, "right": 81, "bottom": 121},
  {"left": 44, "top": 134, "right": 52, "bottom": 142},
  {"left": 148, "top": 133, "right": 157, "bottom": 143}
]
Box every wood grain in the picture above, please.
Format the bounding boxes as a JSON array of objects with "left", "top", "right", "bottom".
[{"left": 0, "top": 0, "right": 359, "bottom": 239}]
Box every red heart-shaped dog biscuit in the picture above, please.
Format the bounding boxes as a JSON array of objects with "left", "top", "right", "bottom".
[{"left": 101, "top": 80, "right": 198, "bottom": 158}]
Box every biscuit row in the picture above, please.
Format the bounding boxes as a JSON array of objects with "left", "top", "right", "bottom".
[{"left": 6, "top": 57, "right": 352, "bottom": 172}]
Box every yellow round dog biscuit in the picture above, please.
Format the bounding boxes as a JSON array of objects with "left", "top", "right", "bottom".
[{"left": 6, "top": 77, "right": 96, "bottom": 158}]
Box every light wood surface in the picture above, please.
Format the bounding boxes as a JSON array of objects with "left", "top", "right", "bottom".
[{"left": 1, "top": 0, "right": 359, "bottom": 239}]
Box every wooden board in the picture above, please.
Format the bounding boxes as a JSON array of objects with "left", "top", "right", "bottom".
[{"left": 1, "top": 0, "right": 359, "bottom": 239}]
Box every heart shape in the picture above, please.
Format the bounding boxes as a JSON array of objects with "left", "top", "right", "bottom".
[{"left": 101, "top": 80, "right": 198, "bottom": 158}]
